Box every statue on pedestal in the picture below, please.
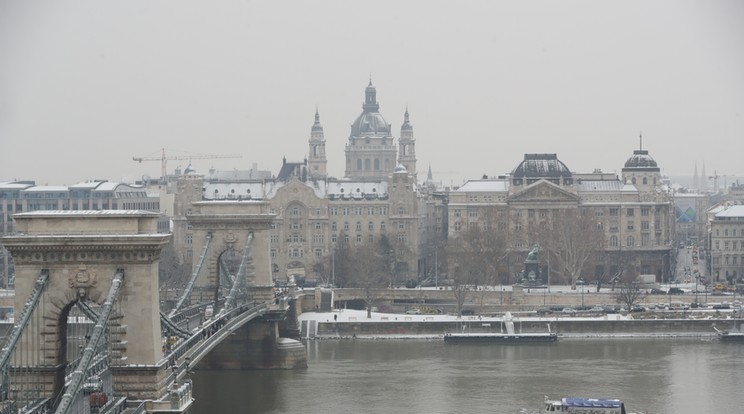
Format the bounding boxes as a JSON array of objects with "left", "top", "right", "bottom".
[{"left": 520, "top": 244, "right": 544, "bottom": 286}]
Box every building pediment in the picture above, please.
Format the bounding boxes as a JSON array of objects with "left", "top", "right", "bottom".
[
  {"left": 508, "top": 179, "right": 579, "bottom": 204},
  {"left": 275, "top": 178, "right": 321, "bottom": 201}
]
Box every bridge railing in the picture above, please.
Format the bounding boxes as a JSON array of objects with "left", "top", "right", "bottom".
[{"left": 162, "top": 300, "right": 268, "bottom": 366}]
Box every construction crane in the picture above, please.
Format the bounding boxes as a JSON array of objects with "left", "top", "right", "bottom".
[{"left": 133, "top": 148, "right": 242, "bottom": 179}]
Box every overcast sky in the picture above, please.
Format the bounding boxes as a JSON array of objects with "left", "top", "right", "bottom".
[{"left": 1, "top": 0, "right": 742, "bottom": 186}]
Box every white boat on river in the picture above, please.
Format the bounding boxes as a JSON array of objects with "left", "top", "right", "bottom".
[
  {"left": 444, "top": 312, "right": 557, "bottom": 343},
  {"left": 520, "top": 396, "right": 642, "bottom": 414}
]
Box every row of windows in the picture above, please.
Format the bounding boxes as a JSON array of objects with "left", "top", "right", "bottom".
[
  {"left": 269, "top": 233, "right": 409, "bottom": 258},
  {"left": 454, "top": 206, "right": 658, "bottom": 219},
  {"left": 330, "top": 207, "right": 389, "bottom": 216},
  {"left": 714, "top": 241, "right": 744, "bottom": 251},
  {"left": 714, "top": 228, "right": 744, "bottom": 237},
  {"left": 712, "top": 256, "right": 744, "bottom": 266}
]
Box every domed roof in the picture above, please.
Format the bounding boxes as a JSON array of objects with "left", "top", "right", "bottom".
[
  {"left": 394, "top": 164, "right": 407, "bottom": 173},
  {"left": 401, "top": 107, "right": 413, "bottom": 131},
  {"left": 351, "top": 112, "right": 391, "bottom": 136},
  {"left": 350, "top": 81, "right": 392, "bottom": 137},
  {"left": 511, "top": 154, "right": 572, "bottom": 179},
  {"left": 623, "top": 149, "right": 658, "bottom": 169},
  {"left": 311, "top": 108, "right": 323, "bottom": 133}
]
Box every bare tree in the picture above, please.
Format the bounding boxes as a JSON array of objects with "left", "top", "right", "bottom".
[
  {"left": 159, "top": 241, "right": 191, "bottom": 290},
  {"left": 613, "top": 279, "right": 647, "bottom": 310},
  {"left": 536, "top": 208, "right": 605, "bottom": 289},
  {"left": 329, "top": 233, "right": 354, "bottom": 288},
  {"left": 445, "top": 207, "right": 509, "bottom": 315},
  {"left": 343, "top": 241, "right": 388, "bottom": 318}
]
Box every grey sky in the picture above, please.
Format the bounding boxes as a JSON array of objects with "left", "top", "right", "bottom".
[{"left": 1, "top": 0, "right": 742, "bottom": 186}]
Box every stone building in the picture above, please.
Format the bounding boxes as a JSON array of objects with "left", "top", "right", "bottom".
[
  {"left": 0, "top": 180, "right": 162, "bottom": 287},
  {"left": 172, "top": 82, "right": 420, "bottom": 285},
  {"left": 708, "top": 204, "right": 744, "bottom": 283},
  {"left": 445, "top": 147, "right": 675, "bottom": 284}
]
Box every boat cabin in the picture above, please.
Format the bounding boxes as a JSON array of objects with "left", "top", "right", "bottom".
[{"left": 544, "top": 397, "right": 626, "bottom": 414}]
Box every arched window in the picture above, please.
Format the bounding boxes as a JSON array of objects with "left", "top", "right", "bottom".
[
  {"left": 631, "top": 177, "right": 637, "bottom": 184},
  {"left": 627, "top": 236, "right": 635, "bottom": 247},
  {"left": 374, "top": 159, "right": 380, "bottom": 170},
  {"left": 365, "top": 159, "right": 371, "bottom": 170},
  {"left": 610, "top": 235, "right": 618, "bottom": 247},
  {"left": 642, "top": 177, "right": 648, "bottom": 185},
  {"left": 357, "top": 159, "right": 362, "bottom": 170}
]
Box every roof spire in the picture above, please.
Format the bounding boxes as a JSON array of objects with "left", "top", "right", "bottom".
[
  {"left": 369, "top": 73, "right": 373, "bottom": 86},
  {"left": 639, "top": 131, "right": 643, "bottom": 150}
]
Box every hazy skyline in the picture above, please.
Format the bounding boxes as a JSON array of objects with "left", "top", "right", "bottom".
[{"left": 1, "top": 1, "right": 742, "bottom": 186}]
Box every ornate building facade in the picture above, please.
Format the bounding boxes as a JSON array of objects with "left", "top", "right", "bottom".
[
  {"left": 445, "top": 148, "right": 675, "bottom": 284},
  {"left": 708, "top": 204, "right": 744, "bottom": 283},
  {"left": 172, "top": 82, "right": 419, "bottom": 285}
]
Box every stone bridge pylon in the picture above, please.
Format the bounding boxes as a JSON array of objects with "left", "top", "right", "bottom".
[
  {"left": 186, "top": 201, "right": 276, "bottom": 303},
  {"left": 1, "top": 211, "right": 171, "bottom": 400}
]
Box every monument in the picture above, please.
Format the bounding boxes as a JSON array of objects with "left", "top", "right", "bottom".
[{"left": 520, "top": 244, "right": 545, "bottom": 286}]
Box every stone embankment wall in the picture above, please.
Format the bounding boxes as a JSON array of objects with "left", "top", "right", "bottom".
[{"left": 309, "top": 318, "right": 742, "bottom": 338}]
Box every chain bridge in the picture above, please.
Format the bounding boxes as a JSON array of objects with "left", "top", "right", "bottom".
[{"left": 0, "top": 202, "right": 307, "bottom": 414}]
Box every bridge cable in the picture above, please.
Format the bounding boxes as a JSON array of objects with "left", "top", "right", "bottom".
[
  {"left": 54, "top": 269, "right": 125, "bottom": 414},
  {"left": 0, "top": 269, "right": 49, "bottom": 381},
  {"left": 169, "top": 232, "right": 213, "bottom": 318},
  {"left": 159, "top": 311, "right": 191, "bottom": 339},
  {"left": 224, "top": 232, "right": 253, "bottom": 311}
]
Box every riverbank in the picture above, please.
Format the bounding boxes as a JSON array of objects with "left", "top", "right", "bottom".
[{"left": 298, "top": 309, "right": 743, "bottom": 340}]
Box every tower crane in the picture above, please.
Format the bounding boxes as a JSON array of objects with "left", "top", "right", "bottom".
[
  {"left": 133, "top": 148, "right": 242, "bottom": 179},
  {"left": 708, "top": 171, "right": 735, "bottom": 194}
]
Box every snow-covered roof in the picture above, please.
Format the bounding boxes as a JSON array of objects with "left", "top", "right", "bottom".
[
  {"left": 454, "top": 180, "right": 509, "bottom": 192},
  {"left": 326, "top": 181, "right": 387, "bottom": 197},
  {"left": 23, "top": 186, "right": 69, "bottom": 192},
  {"left": 14, "top": 210, "right": 159, "bottom": 217},
  {"left": 0, "top": 182, "right": 35, "bottom": 190},
  {"left": 205, "top": 182, "right": 268, "bottom": 200},
  {"left": 203, "top": 179, "right": 391, "bottom": 201},
  {"left": 716, "top": 205, "right": 744, "bottom": 218},
  {"left": 577, "top": 180, "right": 623, "bottom": 192},
  {"left": 94, "top": 182, "right": 121, "bottom": 191},
  {"left": 69, "top": 181, "right": 106, "bottom": 189}
]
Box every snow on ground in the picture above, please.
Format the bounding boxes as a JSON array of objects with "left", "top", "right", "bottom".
[{"left": 299, "top": 308, "right": 631, "bottom": 324}]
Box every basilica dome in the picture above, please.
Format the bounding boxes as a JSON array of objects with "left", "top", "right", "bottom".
[{"left": 349, "top": 81, "right": 392, "bottom": 137}]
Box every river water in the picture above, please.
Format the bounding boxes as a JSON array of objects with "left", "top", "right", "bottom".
[{"left": 190, "top": 338, "right": 744, "bottom": 414}]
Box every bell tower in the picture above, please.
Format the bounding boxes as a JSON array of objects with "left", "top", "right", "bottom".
[
  {"left": 307, "top": 108, "right": 327, "bottom": 179},
  {"left": 398, "top": 107, "right": 417, "bottom": 181}
]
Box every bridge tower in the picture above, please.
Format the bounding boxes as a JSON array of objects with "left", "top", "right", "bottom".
[
  {"left": 187, "top": 200, "right": 276, "bottom": 302},
  {"left": 1, "top": 211, "right": 171, "bottom": 401}
]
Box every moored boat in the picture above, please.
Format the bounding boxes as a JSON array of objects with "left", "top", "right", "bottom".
[
  {"left": 444, "top": 312, "right": 557, "bottom": 343},
  {"left": 519, "top": 396, "right": 636, "bottom": 414},
  {"left": 444, "top": 331, "right": 557, "bottom": 343},
  {"left": 713, "top": 325, "right": 744, "bottom": 341}
]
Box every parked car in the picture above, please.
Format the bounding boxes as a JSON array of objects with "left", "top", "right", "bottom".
[
  {"left": 650, "top": 288, "right": 666, "bottom": 295},
  {"left": 668, "top": 287, "right": 685, "bottom": 295},
  {"left": 561, "top": 308, "right": 576, "bottom": 314}
]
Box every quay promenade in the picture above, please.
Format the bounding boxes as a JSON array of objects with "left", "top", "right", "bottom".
[{"left": 299, "top": 308, "right": 744, "bottom": 339}]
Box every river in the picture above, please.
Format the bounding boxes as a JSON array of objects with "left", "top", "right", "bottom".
[{"left": 190, "top": 338, "right": 744, "bottom": 414}]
